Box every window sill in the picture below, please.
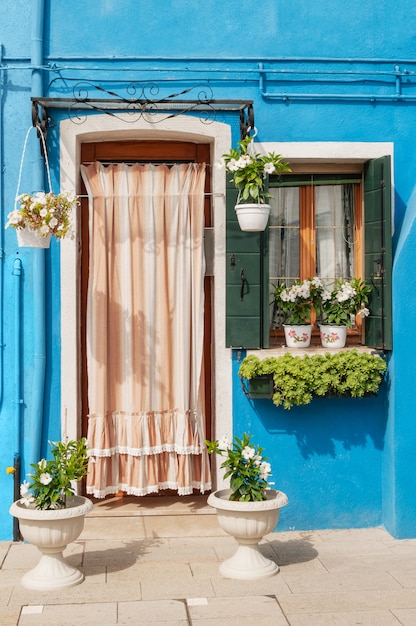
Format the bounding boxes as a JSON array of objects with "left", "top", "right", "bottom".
[{"left": 246, "top": 345, "right": 379, "bottom": 358}]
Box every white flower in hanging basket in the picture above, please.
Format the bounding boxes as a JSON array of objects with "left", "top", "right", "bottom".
[
  {"left": 6, "top": 191, "right": 78, "bottom": 241},
  {"left": 216, "top": 135, "right": 291, "bottom": 205}
]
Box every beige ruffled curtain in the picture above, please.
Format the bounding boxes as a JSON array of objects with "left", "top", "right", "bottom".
[{"left": 80, "top": 162, "right": 211, "bottom": 497}]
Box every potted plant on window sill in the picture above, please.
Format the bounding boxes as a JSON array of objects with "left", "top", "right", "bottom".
[
  {"left": 273, "top": 277, "right": 323, "bottom": 348},
  {"left": 6, "top": 191, "right": 78, "bottom": 248},
  {"left": 9, "top": 438, "right": 92, "bottom": 590},
  {"left": 206, "top": 433, "right": 288, "bottom": 580},
  {"left": 216, "top": 134, "right": 290, "bottom": 231},
  {"left": 317, "top": 278, "right": 371, "bottom": 348}
]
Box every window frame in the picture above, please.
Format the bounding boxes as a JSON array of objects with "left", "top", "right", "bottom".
[{"left": 225, "top": 146, "right": 393, "bottom": 351}]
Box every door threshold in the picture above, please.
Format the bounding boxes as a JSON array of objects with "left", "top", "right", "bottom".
[{"left": 87, "top": 494, "right": 214, "bottom": 518}]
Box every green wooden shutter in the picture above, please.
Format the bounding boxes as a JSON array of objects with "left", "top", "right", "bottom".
[
  {"left": 364, "top": 156, "right": 393, "bottom": 350},
  {"left": 225, "top": 182, "right": 269, "bottom": 348}
]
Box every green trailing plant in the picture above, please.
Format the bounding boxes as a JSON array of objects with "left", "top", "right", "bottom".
[{"left": 238, "top": 350, "right": 387, "bottom": 410}]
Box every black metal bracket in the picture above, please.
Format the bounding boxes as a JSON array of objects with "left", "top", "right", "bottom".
[{"left": 32, "top": 79, "right": 254, "bottom": 140}]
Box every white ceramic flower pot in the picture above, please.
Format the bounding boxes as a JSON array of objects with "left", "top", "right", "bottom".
[
  {"left": 16, "top": 228, "right": 51, "bottom": 248},
  {"left": 207, "top": 488, "right": 288, "bottom": 579},
  {"left": 9, "top": 495, "right": 93, "bottom": 590},
  {"left": 320, "top": 324, "right": 347, "bottom": 348},
  {"left": 283, "top": 324, "right": 312, "bottom": 348},
  {"left": 234, "top": 203, "right": 271, "bottom": 232}
]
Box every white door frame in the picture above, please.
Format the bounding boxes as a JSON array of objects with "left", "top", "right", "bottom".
[{"left": 59, "top": 114, "right": 233, "bottom": 490}]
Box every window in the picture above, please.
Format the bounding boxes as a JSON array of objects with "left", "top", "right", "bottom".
[
  {"left": 268, "top": 173, "right": 363, "bottom": 343},
  {"left": 226, "top": 156, "right": 392, "bottom": 351}
]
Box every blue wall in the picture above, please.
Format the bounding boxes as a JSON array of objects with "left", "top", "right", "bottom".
[
  {"left": 233, "top": 351, "right": 388, "bottom": 532},
  {"left": 1, "top": 0, "right": 416, "bottom": 539}
]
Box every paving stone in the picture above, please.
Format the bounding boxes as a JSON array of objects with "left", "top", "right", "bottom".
[
  {"left": 287, "top": 609, "right": 402, "bottom": 625},
  {"left": 117, "top": 599, "right": 188, "bottom": 624},
  {"left": 187, "top": 595, "right": 286, "bottom": 622},
  {"left": 282, "top": 570, "right": 402, "bottom": 594},
  {"left": 141, "top": 577, "right": 215, "bottom": 601},
  {"left": 279, "top": 588, "right": 416, "bottom": 614},
  {"left": 391, "top": 607, "right": 416, "bottom": 625},
  {"left": 18, "top": 602, "right": 117, "bottom": 625}
]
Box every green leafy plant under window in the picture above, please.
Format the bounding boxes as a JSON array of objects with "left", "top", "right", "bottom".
[{"left": 238, "top": 350, "right": 387, "bottom": 410}]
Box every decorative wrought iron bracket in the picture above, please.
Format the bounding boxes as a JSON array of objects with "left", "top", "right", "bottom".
[{"left": 31, "top": 80, "right": 254, "bottom": 141}]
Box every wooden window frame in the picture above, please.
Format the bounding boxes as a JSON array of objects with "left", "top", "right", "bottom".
[{"left": 269, "top": 178, "right": 364, "bottom": 347}]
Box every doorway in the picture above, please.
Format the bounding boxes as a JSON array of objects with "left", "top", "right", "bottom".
[{"left": 79, "top": 140, "right": 213, "bottom": 498}]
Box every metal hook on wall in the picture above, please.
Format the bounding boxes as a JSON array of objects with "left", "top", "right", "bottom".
[{"left": 240, "top": 269, "right": 247, "bottom": 301}]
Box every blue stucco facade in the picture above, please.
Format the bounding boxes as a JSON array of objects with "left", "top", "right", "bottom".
[{"left": 1, "top": 0, "right": 416, "bottom": 540}]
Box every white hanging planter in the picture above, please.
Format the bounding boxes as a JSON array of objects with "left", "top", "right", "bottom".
[
  {"left": 9, "top": 496, "right": 93, "bottom": 590},
  {"left": 283, "top": 324, "right": 312, "bottom": 348},
  {"left": 208, "top": 488, "right": 288, "bottom": 579},
  {"left": 16, "top": 228, "right": 51, "bottom": 248},
  {"left": 234, "top": 203, "right": 271, "bottom": 232},
  {"left": 319, "top": 324, "right": 348, "bottom": 348}
]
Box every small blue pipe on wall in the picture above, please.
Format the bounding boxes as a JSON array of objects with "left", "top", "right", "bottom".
[
  {"left": 28, "top": 0, "right": 46, "bottom": 469},
  {"left": 12, "top": 258, "right": 22, "bottom": 541}
]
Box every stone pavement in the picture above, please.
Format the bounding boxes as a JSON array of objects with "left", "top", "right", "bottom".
[{"left": 1, "top": 496, "right": 416, "bottom": 625}]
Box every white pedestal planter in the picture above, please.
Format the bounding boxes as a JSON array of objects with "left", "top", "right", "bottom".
[
  {"left": 234, "top": 203, "right": 271, "bottom": 231},
  {"left": 319, "top": 324, "right": 347, "bottom": 348},
  {"left": 207, "top": 489, "right": 288, "bottom": 579},
  {"left": 9, "top": 496, "right": 93, "bottom": 590},
  {"left": 283, "top": 324, "right": 312, "bottom": 348}
]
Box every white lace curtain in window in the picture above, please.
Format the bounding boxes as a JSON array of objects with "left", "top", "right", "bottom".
[{"left": 80, "top": 162, "right": 211, "bottom": 497}]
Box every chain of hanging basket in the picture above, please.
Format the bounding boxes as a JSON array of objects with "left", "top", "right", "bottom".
[{"left": 14, "top": 125, "right": 52, "bottom": 208}]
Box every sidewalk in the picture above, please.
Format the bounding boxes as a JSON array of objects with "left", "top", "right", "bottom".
[{"left": 1, "top": 496, "right": 416, "bottom": 625}]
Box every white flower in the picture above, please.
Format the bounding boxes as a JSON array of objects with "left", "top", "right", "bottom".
[
  {"left": 39, "top": 472, "right": 52, "bottom": 485},
  {"left": 227, "top": 158, "right": 240, "bottom": 172},
  {"left": 215, "top": 158, "right": 226, "bottom": 170},
  {"left": 237, "top": 155, "right": 252, "bottom": 168},
  {"left": 20, "top": 480, "right": 31, "bottom": 497},
  {"left": 218, "top": 436, "right": 232, "bottom": 451},
  {"left": 38, "top": 458, "right": 47, "bottom": 470},
  {"left": 259, "top": 461, "right": 271, "bottom": 479},
  {"left": 253, "top": 454, "right": 262, "bottom": 466},
  {"left": 20, "top": 494, "right": 35, "bottom": 507},
  {"left": 322, "top": 290, "right": 332, "bottom": 301},
  {"left": 357, "top": 307, "right": 370, "bottom": 318},
  {"left": 39, "top": 208, "right": 48, "bottom": 218},
  {"left": 33, "top": 192, "right": 47, "bottom": 205},
  {"left": 6, "top": 210, "right": 24, "bottom": 227},
  {"left": 49, "top": 217, "right": 58, "bottom": 228},
  {"left": 39, "top": 225, "right": 50, "bottom": 235},
  {"left": 311, "top": 276, "right": 323, "bottom": 288},
  {"left": 264, "top": 162, "right": 276, "bottom": 174},
  {"left": 242, "top": 446, "right": 255, "bottom": 460}
]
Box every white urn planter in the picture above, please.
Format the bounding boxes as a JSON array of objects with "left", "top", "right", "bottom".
[
  {"left": 234, "top": 203, "right": 271, "bottom": 232},
  {"left": 9, "top": 495, "right": 93, "bottom": 590},
  {"left": 207, "top": 488, "right": 288, "bottom": 579},
  {"left": 283, "top": 324, "right": 312, "bottom": 348},
  {"left": 320, "top": 324, "right": 347, "bottom": 348}
]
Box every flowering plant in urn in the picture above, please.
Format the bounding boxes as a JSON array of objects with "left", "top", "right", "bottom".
[
  {"left": 216, "top": 135, "right": 290, "bottom": 204},
  {"left": 274, "top": 277, "right": 323, "bottom": 325},
  {"left": 6, "top": 191, "right": 78, "bottom": 240},
  {"left": 19, "top": 438, "right": 88, "bottom": 510},
  {"left": 205, "top": 433, "right": 272, "bottom": 501},
  {"left": 318, "top": 278, "right": 371, "bottom": 327}
]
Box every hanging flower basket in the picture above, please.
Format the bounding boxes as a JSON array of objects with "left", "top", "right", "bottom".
[
  {"left": 234, "top": 203, "right": 271, "bottom": 232},
  {"left": 5, "top": 125, "right": 78, "bottom": 248},
  {"left": 216, "top": 130, "right": 290, "bottom": 232}
]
